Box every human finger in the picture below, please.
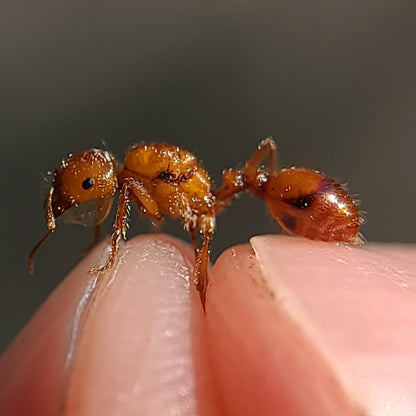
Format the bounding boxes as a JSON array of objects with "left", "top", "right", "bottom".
[
  {"left": 205, "top": 235, "right": 416, "bottom": 415},
  {"left": 0, "top": 235, "right": 218, "bottom": 415}
]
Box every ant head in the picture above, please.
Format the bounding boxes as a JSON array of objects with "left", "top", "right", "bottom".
[
  {"left": 27, "top": 149, "right": 118, "bottom": 273},
  {"left": 51, "top": 149, "right": 118, "bottom": 219}
]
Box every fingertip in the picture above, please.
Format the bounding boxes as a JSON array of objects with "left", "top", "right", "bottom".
[
  {"left": 0, "top": 238, "right": 107, "bottom": 415},
  {"left": 205, "top": 236, "right": 369, "bottom": 416},
  {"left": 64, "top": 234, "right": 206, "bottom": 415},
  {"left": 5, "top": 233, "right": 414, "bottom": 416},
  {"left": 205, "top": 235, "right": 416, "bottom": 415},
  {"left": 250, "top": 235, "right": 416, "bottom": 414},
  {"left": 0, "top": 235, "right": 214, "bottom": 416}
]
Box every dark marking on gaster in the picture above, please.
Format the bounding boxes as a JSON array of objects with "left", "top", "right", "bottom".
[
  {"left": 284, "top": 193, "right": 316, "bottom": 210},
  {"left": 281, "top": 214, "right": 297, "bottom": 231}
]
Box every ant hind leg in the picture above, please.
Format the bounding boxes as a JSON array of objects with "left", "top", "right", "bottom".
[
  {"left": 214, "top": 137, "right": 278, "bottom": 212},
  {"left": 243, "top": 137, "right": 278, "bottom": 178}
]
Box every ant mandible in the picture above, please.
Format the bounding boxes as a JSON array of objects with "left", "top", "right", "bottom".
[{"left": 28, "top": 138, "right": 363, "bottom": 309}]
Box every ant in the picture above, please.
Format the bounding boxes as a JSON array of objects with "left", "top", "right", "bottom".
[{"left": 28, "top": 138, "right": 363, "bottom": 309}]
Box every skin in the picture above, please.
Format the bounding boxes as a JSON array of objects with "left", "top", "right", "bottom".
[{"left": 1, "top": 235, "right": 415, "bottom": 415}]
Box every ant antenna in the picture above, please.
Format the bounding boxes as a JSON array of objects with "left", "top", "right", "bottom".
[{"left": 27, "top": 230, "right": 53, "bottom": 274}]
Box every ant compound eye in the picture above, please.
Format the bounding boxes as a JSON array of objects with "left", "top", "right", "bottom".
[{"left": 82, "top": 177, "right": 95, "bottom": 190}]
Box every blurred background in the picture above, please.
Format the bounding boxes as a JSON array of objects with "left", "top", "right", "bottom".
[{"left": 1, "top": 0, "right": 415, "bottom": 352}]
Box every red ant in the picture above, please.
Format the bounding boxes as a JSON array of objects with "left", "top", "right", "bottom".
[{"left": 28, "top": 138, "right": 363, "bottom": 309}]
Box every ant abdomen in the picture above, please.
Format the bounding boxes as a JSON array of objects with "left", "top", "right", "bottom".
[{"left": 260, "top": 168, "right": 361, "bottom": 243}]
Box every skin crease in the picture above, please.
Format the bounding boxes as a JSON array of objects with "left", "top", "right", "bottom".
[{"left": 0, "top": 235, "right": 415, "bottom": 415}]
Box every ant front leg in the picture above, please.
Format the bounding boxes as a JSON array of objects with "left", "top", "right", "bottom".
[{"left": 90, "top": 178, "right": 162, "bottom": 274}]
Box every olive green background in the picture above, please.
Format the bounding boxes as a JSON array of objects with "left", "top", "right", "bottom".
[{"left": 1, "top": 0, "right": 416, "bottom": 352}]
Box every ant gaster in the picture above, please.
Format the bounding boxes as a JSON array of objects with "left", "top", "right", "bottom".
[{"left": 28, "top": 138, "right": 363, "bottom": 309}]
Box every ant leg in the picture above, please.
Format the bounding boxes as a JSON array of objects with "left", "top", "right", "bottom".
[
  {"left": 90, "top": 178, "right": 162, "bottom": 274},
  {"left": 243, "top": 137, "right": 278, "bottom": 178},
  {"left": 214, "top": 168, "right": 248, "bottom": 213},
  {"left": 129, "top": 181, "right": 164, "bottom": 223},
  {"left": 90, "top": 183, "right": 130, "bottom": 273},
  {"left": 194, "top": 232, "right": 211, "bottom": 312},
  {"left": 192, "top": 213, "right": 215, "bottom": 310},
  {"left": 214, "top": 137, "right": 278, "bottom": 212}
]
